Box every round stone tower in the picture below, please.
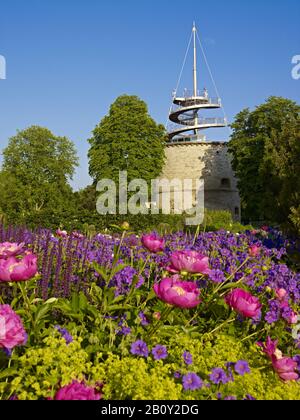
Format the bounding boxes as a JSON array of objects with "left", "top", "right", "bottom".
[
  {"left": 161, "top": 23, "right": 241, "bottom": 221},
  {"left": 162, "top": 141, "right": 241, "bottom": 221}
]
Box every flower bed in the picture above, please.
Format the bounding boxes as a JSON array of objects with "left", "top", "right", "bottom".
[{"left": 0, "top": 225, "right": 299, "bottom": 400}]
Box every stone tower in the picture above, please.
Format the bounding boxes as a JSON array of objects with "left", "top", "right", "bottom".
[{"left": 161, "top": 23, "right": 241, "bottom": 221}]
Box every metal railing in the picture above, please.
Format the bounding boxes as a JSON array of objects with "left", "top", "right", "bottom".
[
  {"left": 168, "top": 117, "right": 227, "bottom": 132},
  {"left": 175, "top": 89, "right": 214, "bottom": 99},
  {"left": 168, "top": 135, "right": 207, "bottom": 144},
  {"left": 168, "top": 135, "right": 229, "bottom": 145},
  {"left": 171, "top": 97, "right": 222, "bottom": 113},
  {"left": 200, "top": 117, "right": 227, "bottom": 125}
]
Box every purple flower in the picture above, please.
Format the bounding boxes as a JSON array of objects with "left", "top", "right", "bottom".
[
  {"left": 139, "top": 311, "right": 150, "bottom": 326},
  {"left": 244, "top": 394, "right": 256, "bottom": 400},
  {"left": 174, "top": 371, "right": 182, "bottom": 379},
  {"left": 293, "top": 355, "right": 300, "bottom": 372},
  {"left": 224, "top": 396, "right": 237, "bottom": 400},
  {"left": 182, "top": 373, "right": 203, "bottom": 391},
  {"left": 152, "top": 345, "right": 168, "bottom": 360},
  {"left": 209, "top": 368, "right": 229, "bottom": 385},
  {"left": 183, "top": 351, "right": 193, "bottom": 365},
  {"left": 225, "top": 362, "right": 235, "bottom": 382},
  {"left": 130, "top": 340, "right": 149, "bottom": 358},
  {"left": 265, "top": 311, "right": 279, "bottom": 324},
  {"left": 209, "top": 269, "right": 225, "bottom": 284},
  {"left": 234, "top": 360, "right": 250, "bottom": 376},
  {"left": 54, "top": 326, "right": 73, "bottom": 344},
  {"left": 117, "top": 326, "right": 132, "bottom": 336},
  {"left": 3, "top": 348, "right": 12, "bottom": 357},
  {"left": 110, "top": 266, "right": 143, "bottom": 296}
]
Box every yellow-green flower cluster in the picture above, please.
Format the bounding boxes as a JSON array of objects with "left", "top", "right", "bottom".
[
  {"left": 8, "top": 336, "right": 95, "bottom": 400},
  {"left": 4, "top": 333, "right": 300, "bottom": 400}
]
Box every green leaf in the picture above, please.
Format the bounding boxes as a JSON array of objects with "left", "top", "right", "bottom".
[
  {"left": 92, "top": 263, "right": 109, "bottom": 282},
  {"left": 71, "top": 292, "right": 80, "bottom": 312},
  {"left": 34, "top": 304, "right": 51, "bottom": 324},
  {"left": 107, "top": 304, "right": 135, "bottom": 311},
  {"left": 0, "top": 368, "right": 18, "bottom": 380},
  {"left": 79, "top": 292, "right": 88, "bottom": 310},
  {"left": 44, "top": 297, "right": 58, "bottom": 305}
]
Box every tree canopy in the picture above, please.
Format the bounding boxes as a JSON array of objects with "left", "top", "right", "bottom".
[
  {"left": 88, "top": 95, "right": 166, "bottom": 185},
  {"left": 228, "top": 97, "right": 300, "bottom": 224},
  {"left": 0, "top": 126, "right": 78, "bottom": 222}
]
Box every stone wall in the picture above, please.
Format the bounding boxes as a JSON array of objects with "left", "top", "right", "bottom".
[{"left": 160, "top": 142, "right": 241, "bottom": 221}]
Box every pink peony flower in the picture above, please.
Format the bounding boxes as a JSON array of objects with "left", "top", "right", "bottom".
[
  {"left": 288, "top": 312, "right": 298, "bottom": 325},
  {"left": 56, "top": 229, "right": 68, "bottom": 238},
  {"left": 249, "top": 245, "right": 260, "bottom": 258},
  {"left": 257, "top": 337, "right": 279, "bottom": 359},
  {"left": 279, "top": 300, "right": 298, "bottom": 325},
  {"left": 0, "top": 305, "right": 27, "bottom": 350},
  {"left": 72, "top": 232, "right": 84, "bottom": 239},
  {"left": 141, "top": 233, "right": 165, "bottom": 253},
  {"left": 258, "top": 337, "right": 298, "bottom": 382},
  {"left": 154, "top": 277, "right": 201, "bottom": 309},
  {"left": 0, "top": 254, "right": 38, "bottom": 283},
  {"left": 225, "top": 288, "right": 262, "bottom": 319},
  {"left": 54, "top": 381, "right": 102, "bottom": 400},
  {"left": 0, "top": 242, "right": 25, "bottom": 259},
  {"left": 275, "top": 288, "right": 288, "bottom": 301},
  {"left": 167, "top": 250, "right": 211, "bottom": 275},
  {"left": 272, "top": 357, "right": 299, "bottom": 382}
]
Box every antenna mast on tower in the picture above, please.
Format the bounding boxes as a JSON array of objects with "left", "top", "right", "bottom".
[{"left": 193, "top": 22, "right": 198, "bottom": 98}]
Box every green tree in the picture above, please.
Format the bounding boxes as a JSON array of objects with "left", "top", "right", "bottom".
[
  {"left": 88, "top": 95, "right": 166, "bottom": 185},
  {"left": 0, "top": 126, "right": 79, "bottom": 224},
  {"left": 228, "top": 97, "right": 300, "bottom": 223},
  {"left": 74, "top": 185, "right": 98, "bottom": 213}
]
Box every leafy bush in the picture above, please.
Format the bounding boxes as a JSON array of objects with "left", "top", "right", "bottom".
[
  {"left": 187, "top": 209, "right": 253, "bottom": 234},
  {"left": 289, "top": 207, "right": 300, "bottom": 235}
]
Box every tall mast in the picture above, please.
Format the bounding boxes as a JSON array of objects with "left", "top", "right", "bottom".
[
  {"left": 193, "top": 22, "right": 198, "bottom": 135},
  {"left": 193, "top": 22, "right": 198, "bottom": 97}
]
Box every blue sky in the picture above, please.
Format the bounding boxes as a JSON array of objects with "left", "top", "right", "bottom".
[{"left": 0, "top": 0, "right": 299, "bottom": 190}]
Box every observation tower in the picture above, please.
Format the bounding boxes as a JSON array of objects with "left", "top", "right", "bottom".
[{"left": 161, "top": 23, "right": 241, "bottom": 220}]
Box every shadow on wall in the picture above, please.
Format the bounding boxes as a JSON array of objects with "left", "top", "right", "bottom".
[{"left": 199, "top": 144, "right": 241, "bottom": 221}]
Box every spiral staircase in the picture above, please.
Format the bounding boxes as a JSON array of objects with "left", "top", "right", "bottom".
[{"left": 168, "top": 24, "right": 227, "bottom": 144}]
